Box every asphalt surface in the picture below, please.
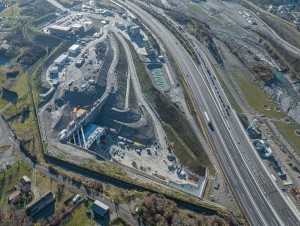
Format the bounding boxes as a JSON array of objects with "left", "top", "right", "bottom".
[{"left": 116, "top": 1, "right": 300, "bottom": 225}]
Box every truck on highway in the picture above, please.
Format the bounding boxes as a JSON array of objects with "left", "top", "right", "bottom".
[
  {"left": 204, "top": 111, "right": 214, "bottom": 131},
  {"left": 204, "top": 111, "right": 211, "bottom": 125}
]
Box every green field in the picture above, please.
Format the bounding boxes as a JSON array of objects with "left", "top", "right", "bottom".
[
  {"left": 180, "top": 0, "right": 208, "bottom": 16},
  {"left": 273, "top": 121, "right": 300, "bottom": 156},
  {"left": 0, "top": 160, "right": 33, "bottom": 206},
  {"left": 64, "top": 200, "right": 94, "bottom": 226},
  {"left": 229, "top": 67, "right": 285, "bottom": 119}
]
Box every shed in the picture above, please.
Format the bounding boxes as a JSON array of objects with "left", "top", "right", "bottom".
[
  {"left": 54, "top": 54, "right": 69, "bottom": 66},
  {"left": 20, "top": 175, "right": 31, "bottom": 185},
  {"left": 91, "top": 200, "right": 109, "bottom": 219},
  {"left": 8, "top": 190, "right": 22, "bottom": 204}
]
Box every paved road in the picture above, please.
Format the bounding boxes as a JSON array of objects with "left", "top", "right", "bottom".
[
  {"left": 116, "top": 1, "right": 300, "bottom": 225},
  {"left": 0, "top": 115, "right": 139, "bottom": 226}
]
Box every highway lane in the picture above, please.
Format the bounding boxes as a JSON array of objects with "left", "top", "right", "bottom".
[{"left": 116, "top": 1, "right": 300, "bottom": 225}]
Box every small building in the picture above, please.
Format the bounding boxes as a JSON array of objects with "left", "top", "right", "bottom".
[
  {"left": 54, "top": 54, "right": 69, "bottom": 66},
  {"left": 20, "top": 175, "right": 31, "bottom": 185},
  {"left": 92, "top": 200, "right": 109, "bottom": 220},
  {"left": 69, "top": 44, "right": 81, "bottom": 56},
  {"left": 75, "top": 58, "right": 85, "bottom": 67},
  {"left": 49, "top": 25, "right": 71, "bottom": 37},
  {"left": 49, "top": 66, "right": 59, "bottom": 79},
  {"left": 72, "top": 23, "right": 84, "bottom": 33},
  {"left": 26, "top": 191, "right": 56, "bottom": 216},
  {"left": 129, "top": 25, "right": 140, "bottom": 36},
  {"left": 117, "top": 22, "right": 126, "bottom": 31},
  {"left": 8, "top": 190, "right": 22, "bottom": 204}
]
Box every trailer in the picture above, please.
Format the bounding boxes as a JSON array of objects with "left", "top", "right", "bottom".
[{"left": 204, "top": 111, "right": 211, "bottom": 125}]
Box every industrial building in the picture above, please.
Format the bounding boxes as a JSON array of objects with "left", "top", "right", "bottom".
[
  {"left": 129, "top": 25, "right": 140, "bottom": 36},
  {"left": 49, "top": 66, "right": 59, "bottom": 79},
  {"left": 92, "top": 200, "right": 109, "bottom": 220},
  {"left": 71, "top": 23, "right": 84, "bottom": 33},
  {"left": 54, "top": 54, "right": 69, "bottom": 66},
  {"left": 68, "top": 44, "right": 81, "bottom": 56},
  {"left": 49, "top": 25, "right": 72, "bottom": 36}
]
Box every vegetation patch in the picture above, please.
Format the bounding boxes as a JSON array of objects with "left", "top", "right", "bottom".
[
  {"left": 273, "top": 121, "right": 300, "bottom": 156},
  {"left": 0, "top": 160, "right": 33, "bottom": 206},
  {"left": 137, "top": 193, "right": 234, "bottom": 225},
  {"left": 229, "top": 67, "right": 285, "bottom": 118}
]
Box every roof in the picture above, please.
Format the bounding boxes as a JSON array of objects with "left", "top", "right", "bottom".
[
  {"left": 72, "top": 23, "right": 83, "bottom": 28},
  {"left": 69, "top": 44, "right": 80, "bottom": 51},
  {"left": 26, "top": 191, "right": 55, "bottom": 210},
  {"left": 130, "top": 25, "right": 140, "bottom": 29},
  {"left": 54, "top": 54, "right": 68, "bottom": 64},
  {"left": 9, "top": 190, "right": 21, "bottom": 201},
  {"left": 92, "top": 200, "right": 109, "bottom": 216},
  {"left": 50, "top": 25, "right": 71, "bottom": 31},
  {"left": 20, "top": 175, "right": 31, "bottom": 184}
]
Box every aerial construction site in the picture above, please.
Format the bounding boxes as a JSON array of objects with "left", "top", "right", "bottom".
[{"left": 38, "top": 4, "right": 209, "bottom": 200}]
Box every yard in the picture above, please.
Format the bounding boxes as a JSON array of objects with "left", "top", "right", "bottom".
[
  {"left": 0, "top": 160, "right": 33, "bottom": 206},
  {"left": 64, "top": 200, "right": 95, "bottom": 226},
  {"left": 273, "top": 121, "right": 300, "bottom": 156}
]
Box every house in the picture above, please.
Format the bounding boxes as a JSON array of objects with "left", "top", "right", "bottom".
[
  {"left": 8, "top": 190, "right": 22, "bottom": 204},
  {"left": 91, "top": 200, "right": 109, "bottom": 220}
]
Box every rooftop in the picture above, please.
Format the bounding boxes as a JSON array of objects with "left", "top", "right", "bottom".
[
  {"left": 54, "top": 54, "right": 69, "bottom": 64},
  {"left": 69, "top": 44, "right": 80, "bottom": 51},
  {"left": 50, "top": 25, "right": 71, "bottom": 31},
  {"left": 92, "top": 200, "right": 109, "bottom": 216}
]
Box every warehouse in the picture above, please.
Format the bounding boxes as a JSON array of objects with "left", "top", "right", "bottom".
[
  {"left": 68, "top": 44, "right": 81, "bottom": 56},
  {"left": 71, "top": 23, "right": 84, "bottom": 33},
  {"left": 49, "top": 25, "right": 71, "bottom": 36},
  {"left": 54, "top": 54, "right": 69, "bottom": 66}
]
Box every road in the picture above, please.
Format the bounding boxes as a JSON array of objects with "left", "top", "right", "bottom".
[
  {"left": 0, "top": 115, "right": 139, "bottom": 226},
  {"left": 113, "top": 29, "right": 168, "bottom": 150},
  {"left": 116, "top": 1, "right": 300, "bottom": 225}
]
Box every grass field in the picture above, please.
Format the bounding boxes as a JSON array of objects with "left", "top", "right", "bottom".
[
  {"left": 36, "top": 172, "right": 74, "bottom": 205},
  {"left": 229, "top": 67, "right": 285, "bottom": 119},
  {"left": 64, "top": 200, "right": 94, "bottom": 226},
  {"left": 180, "top": 0, "right": 208, "bottom": 16},
  {"left": 0, "top": 160, "right": 33, "bottom": 206},
  {"left": 273, "top": 121, "right": 300, "bottom": 156}
]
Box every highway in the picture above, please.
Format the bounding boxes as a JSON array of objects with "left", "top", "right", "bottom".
[{"left": 115, "top": 1, "right": 300, "bottom": 225}]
